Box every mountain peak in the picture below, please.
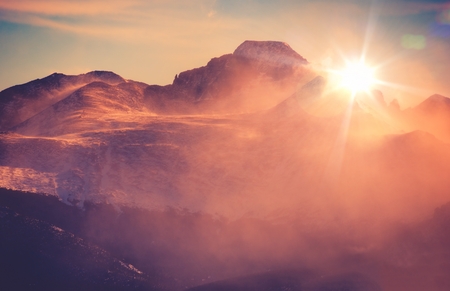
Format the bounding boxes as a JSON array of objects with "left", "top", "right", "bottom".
[
  {"left": 84, "top": 70, "right": 125, "bottom": 84},
  {"left": 426, "top": 94, "right": 450, "bottom": 103},
  {"left": 48, "top": 72, "right": 65, "bottom": 78},
  {"left": 0, "top": 70, "right": 128, "bottom": 131},
  {"left": 233, "top": 40, "right": 308, "bottom": 64},
  {"left": 415, "top": 94, "right": 450, "bottom": 113}
]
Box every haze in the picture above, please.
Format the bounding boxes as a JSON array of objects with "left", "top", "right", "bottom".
[{"left": 1, "top": 1, "right": 450, "bottom": 291}]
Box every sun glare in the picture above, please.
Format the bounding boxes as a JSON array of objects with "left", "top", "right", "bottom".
[{"left": 339, "top": 62, "right": 375, "bottom": 93}]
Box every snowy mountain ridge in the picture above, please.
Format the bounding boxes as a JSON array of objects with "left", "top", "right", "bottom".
[{"left": 1, "top": 40, "right": 450, "bottom": 221}]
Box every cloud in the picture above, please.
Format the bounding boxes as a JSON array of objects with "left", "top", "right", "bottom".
[
  {"left": 0, "top": 0, "right": 138, "bottom": 16},
  {"left": 0, "top": 0, "right": 235, "bottom": 44},
  {"left": 0, "top": 0, "right": 142, "bottom": 40}
]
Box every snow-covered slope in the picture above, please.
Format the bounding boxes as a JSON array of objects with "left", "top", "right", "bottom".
[
  {"left": 1, "top": 104, "right": 450, "bottom": 221},
  {"left": 12, "top": 80, "right": 148, "bottom": 137},
  {"left": 0, "top": 71, "right": 126, "bottom": 131},
  {"left": 1, "top": 40, "right": 450, "bottom": 223}
]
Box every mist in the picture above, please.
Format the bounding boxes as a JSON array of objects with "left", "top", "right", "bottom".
[
  {"left": 1, "top": 39, "right": 450, "bottom": 290},
  {"left": 2, "top": 85, "right": 450, "bottom": 290}
]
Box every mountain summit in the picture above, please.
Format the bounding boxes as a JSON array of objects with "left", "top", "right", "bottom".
[
  {"left": 0, "top": 71, "right": 126, "bottom": 131},
  {"left": 233, "top": 40, "right": 307, "bottom": 64},
  {"left": 0, "top": 41, "right": 314, "bottom": 129},
  {"left": 415, "top": 94, "right": 450, "bottom": 113},
  {"left": 144, "top": 40, "right": 313, "bottom": 114}
]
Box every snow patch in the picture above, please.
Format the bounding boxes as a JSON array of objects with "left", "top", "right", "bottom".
[
  {"left": 51, "top": 225, "right": 64, "bottom": 232},
  {"left": 0, "top": 166, "right": 57, "bottom": 196},
  {"left": 119, "top": 261, "right": 143, "bottom": 275}
]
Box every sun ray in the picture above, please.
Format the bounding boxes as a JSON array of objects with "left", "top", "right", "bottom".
[{"left": 360, "top": 0, "right": 382, "bottom": 64}]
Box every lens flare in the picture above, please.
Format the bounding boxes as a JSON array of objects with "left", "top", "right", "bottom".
[{"left": 339, "top": 61, "right": 375, "bottom": 93}]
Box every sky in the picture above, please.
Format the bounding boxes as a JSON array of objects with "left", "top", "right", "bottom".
[{"left": 1, "top": 0, "right": 450, "bottom": 107}]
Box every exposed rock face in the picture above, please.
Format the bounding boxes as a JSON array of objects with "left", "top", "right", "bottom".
[{"left": 144, "top": 40, "right": 312, "bottom": 114}]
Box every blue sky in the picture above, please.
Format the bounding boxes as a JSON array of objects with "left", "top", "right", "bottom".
[{"left": 0, "top": 0, "right": 449, "bottom": 106}]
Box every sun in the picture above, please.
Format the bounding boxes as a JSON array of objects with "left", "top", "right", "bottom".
[{"left": 338, "top": 61, "right": 375, "bottom": 93}]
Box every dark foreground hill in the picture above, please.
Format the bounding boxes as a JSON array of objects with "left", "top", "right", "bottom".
[{"left": 2, "top": 188, "right": 450, "bottom": 290}]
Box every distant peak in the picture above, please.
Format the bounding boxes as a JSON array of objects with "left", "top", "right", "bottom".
[
  {"left": 85, "top": 70, "right": 122, "bottom": 78},
  {"left": 298, "top": 75, "right": 326, "bottom": 96},
  {"left": 398, "top": 130, "right": 438, "bottom": 143},
  {"left": 388, "top": 99, "right": 400, "bottom": 112},
  {"left": 371, "top": 89, "right": 387, "bottom": 107},
  {"left": 38, "top": 72, "right": 65, "bottom": 81},
  {"left": 233, "top": 40, "right": 307, "bottom": 64},
  {"left": 49, "top": 72, "right": 64, "bottom": 77},
  {"left": 235, "top": 40, "right": 291, "bottom": 50},
  {"left": 84, "top": 71, "right": 125, "bottom": 84},
  {"left": 416, "top": 94, "right": 450, "bottom": 111},
  {"left": 427, "top": 94, "right": 450, "bottom": 102}
]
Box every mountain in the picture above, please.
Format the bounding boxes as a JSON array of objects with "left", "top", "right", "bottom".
[
  {"left": 0, "top": 71, "right": 125, "bottom": 132},
  {"left": 1, "top": 40, "right": 450, "bottom": 290},
  {"left": 144, "top": 40, "right": 312, "bottom": 114},
  {"left": 0, "top": 41, "right": 314, "bottom": 135},
  {"left": 12, "top": 80, "right": 149, "bottom": 137},
  {"left": 269, "top": 75, "right": 326, "bottom": 118},
  {"left": 0, "top": 41, "right": 448, "bottom": 219},
  {"left": 395, "top": 94, "right": 450, "bottom": 142},
  {"left": 414, "top": 94, "right": 450, "bottom": 113},
  {"left": 0, "top": 40, "right": 449, "bottom": 220}
]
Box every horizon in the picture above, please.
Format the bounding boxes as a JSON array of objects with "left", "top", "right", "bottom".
[{"left": 1, "top": 0, "right": 450, "bottom": 108}]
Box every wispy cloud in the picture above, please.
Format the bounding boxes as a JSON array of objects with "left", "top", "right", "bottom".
[
  {"left": 0, "top": 0, "right": 228, "bottom": 43},
  {"left": 0, "top": 0, "right": 138, "bottom": 16}
]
